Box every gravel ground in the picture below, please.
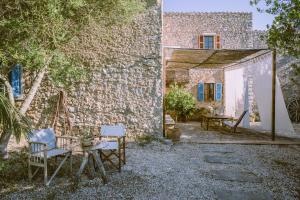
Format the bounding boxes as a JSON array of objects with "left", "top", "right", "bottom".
[{"left": 1, "top": 141, "right": 300, "bottom": 200}]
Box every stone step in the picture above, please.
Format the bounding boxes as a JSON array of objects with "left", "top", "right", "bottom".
[
  {"left": 210, "top": 170, "right": 263, "bottom": 183},
  {"left": 204, "top": 155, "right": 244, "bottom": 164},
  {"left": 201, "top": 148, "right": 234, "bottom": 154},
  {"left": 214, "top": 189, "right": 273, "bottom": 200}
]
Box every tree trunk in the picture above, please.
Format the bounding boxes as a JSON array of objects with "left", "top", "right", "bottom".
[
  {"left": 0, "top": 74, "right": 15, "bottom": 106},
  {"left": 19, "top": 66, "right": 48, "bottom": 115},
  {"left": 0, "top": 130, "right": 12, "bottom": 159}
]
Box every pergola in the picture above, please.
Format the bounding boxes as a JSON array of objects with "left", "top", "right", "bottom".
[
  {"left": 163, "top": 48, "right": 279, "bottom": 140},
  {"left": 166, "top": 49, "right": 267, "bottom": 69}
]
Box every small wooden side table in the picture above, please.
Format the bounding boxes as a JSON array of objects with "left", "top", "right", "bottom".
[{"left": 76, "top": 141, "right": 108, "bottom": 183}]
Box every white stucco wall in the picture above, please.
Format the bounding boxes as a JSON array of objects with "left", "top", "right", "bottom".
[
  {"left": 224, "top": 52, "right": 296, "bottom": 137},
  {"left": 224, "top": 67, "right": 246, "bottom": 118}
]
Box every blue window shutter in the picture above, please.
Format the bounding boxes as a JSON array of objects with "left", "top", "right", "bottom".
[
  {"left": 197, "top": 82, "right": 204, "bottom": 101},
  {"left": 10, "top": 64, "right": 22, "bottom": 97},
  {"left": 215, "top": 83, "right": 222, "bottom": 101}
]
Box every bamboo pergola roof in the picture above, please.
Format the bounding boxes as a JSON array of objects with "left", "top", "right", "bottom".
[{"left": 166, "top": 48, "right": 270, "bottom": 70}]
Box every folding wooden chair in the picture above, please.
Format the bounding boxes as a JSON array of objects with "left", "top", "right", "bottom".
[
  {"left": 27, "top": 128, "right": 76, "bottom": 186},
  {"left": 98, "top": 125, "right": 126, "bottom": 172},
  {"left": 223, "top": 110, "right": 248, "bottom": 133}
]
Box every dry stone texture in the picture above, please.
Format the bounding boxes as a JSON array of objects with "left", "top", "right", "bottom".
[
  {"left": 163, "top": 12, "right": 267, "bottom": 49},
  {"left": 26, "top": 5, "right": 162, "bottom": 137}
]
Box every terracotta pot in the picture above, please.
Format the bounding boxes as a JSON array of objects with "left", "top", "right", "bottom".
[
  {"left": 81, "top": 138, "right": 93, "bottom": 147},
  {"left": 166, "top": 127, "right": 181, "bottom": 142}
]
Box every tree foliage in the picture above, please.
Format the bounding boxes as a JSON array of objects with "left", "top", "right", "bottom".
[
  {"left": 165, "top": 84, "right": 196, "bottom": 121},
  {"left": 0, "top": 0, "right": 145, "bottom": 87},
  {"left": 251, "top": 0, "right": 300, "bottom": 57}
]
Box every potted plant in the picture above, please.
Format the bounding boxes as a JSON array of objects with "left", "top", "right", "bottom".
[
  {"left": 80, "top": 127, "right": 93, "bottom": 147},
  {"left": 165, "top": 84, "right": 196, "bottom": 122}
]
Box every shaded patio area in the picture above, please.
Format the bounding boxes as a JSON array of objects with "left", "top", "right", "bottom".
[
  {"left": 178, "top": 122, "right": 300, "bottom": 144},
  {"left": 164, "top": 47, "right": 297, "bottom": 139}
]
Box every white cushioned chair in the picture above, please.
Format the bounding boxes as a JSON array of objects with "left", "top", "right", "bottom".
[{"left": 99, "top": 124, "right": 126, "bottom": 172}]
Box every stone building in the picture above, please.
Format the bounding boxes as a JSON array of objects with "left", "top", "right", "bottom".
[{"left": 163, "top": 12, "right": 299, "bottom": 126}]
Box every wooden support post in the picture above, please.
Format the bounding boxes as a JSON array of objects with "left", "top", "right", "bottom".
[
  {"left": 271, "top": 49, "right": 276, "bottom": 141},
  {"left": 162, "top": 58, "right": 166, "bottom": 138},
  {"left": 163, "top": 97, "right": 166, "bottom": 137}
]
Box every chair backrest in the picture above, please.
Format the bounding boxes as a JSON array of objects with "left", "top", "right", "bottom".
[
  {"left": 28, "top": 128, "right": 56, "bottom": 149},
  {"left": 235, "top": 110, "right": 248, "bottom": 127},
  {"left": 100, "top": 124, "right": 126, "bottom": 137}
]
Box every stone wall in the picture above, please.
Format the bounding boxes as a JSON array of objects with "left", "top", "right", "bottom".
[
  {"left": 277, "top": 58, "right": 300, "bottom": 103},
  {"left": 163, "top": 12, "right": 253, "bottom": 49},
  {"left": 163, "top": 12, "right": 268, "bottom": 49},
  {"left": 26, "top": 4, "right": 163, "bottom": 137},
  {"left": 251, "top": 30, "right": 268, "bottom": 49}
]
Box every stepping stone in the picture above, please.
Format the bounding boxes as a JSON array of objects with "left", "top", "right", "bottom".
[
  {"left": 214, "top": 189, "right": 273, "bottom": 200},
  {"left": 201, "top": 148, "right": 234, "bottom": 154},
  {"left": 210, "top": 170, "right": 263, "bottom": 183},
  {"left": 204, "top": 155, "right": 243, "bottom": 164}
]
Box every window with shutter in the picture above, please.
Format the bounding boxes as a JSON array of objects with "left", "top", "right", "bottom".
[
  {"left": 198, "top": 35, "right": 204, "bottom": 49},
  {"left": 10, "top": 64, "right": 22, "bottom": 98},
  {"left": 197, "top": 82, "right": 204, "bottom": 101},
  {"left": 204, "top": 83, "right": 215, "bottom": 102},
  {"left": 204, "top": 36, "right": 214, "bottom": 49},
  {"left": 215, "top": 83, "right": 222, "bottom": 101},
  {"left": 215, "top": 35, "right": 221, "bottom": 49}
]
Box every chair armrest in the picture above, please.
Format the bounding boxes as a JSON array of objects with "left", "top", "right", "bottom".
[
  {"left": 28, "top": 141, "right": 48, "bottom": 156},
  {"left": 56, "top": 136, "right": 79, "bottom": 140},
  {"left": 29, "top": 141, "right": 47, "bottom": 145},
  {"left": 99, "top": 135, "right": 126, "bottom": 139}
]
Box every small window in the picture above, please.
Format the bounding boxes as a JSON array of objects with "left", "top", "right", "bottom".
[
  {"left": 198, "top": 82, "right": 223, "bottom": 102},
  {"left": 204, "top": 83, "right": 215, "bottom": 102},
  {"left": 204, "top": 36, "right": 214, "bottom": 49},
  {"left": 10, "top": 64, "right": 22, "bottom": 98}
]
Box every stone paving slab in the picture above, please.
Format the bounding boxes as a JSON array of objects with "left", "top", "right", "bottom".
[
  {"left": 204, "top": 155, "right": 244, "bottom": 164},
  {"left": 210, "top": 170, "right": 263, "bottom": 183},
  {"left": 214, "top": 189, "right": 273, "bottom": 200},
  {"left": 201, "top": 148, "right": 234, "bottom": 154}
]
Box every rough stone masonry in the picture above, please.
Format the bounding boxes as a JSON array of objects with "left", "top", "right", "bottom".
[{"left": 26, "top": 3, "right": 163, "bottom": 138}]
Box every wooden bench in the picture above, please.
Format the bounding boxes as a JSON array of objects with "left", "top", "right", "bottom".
[{"left": 27, "top": 128, "right": 77, "bottom": 186}]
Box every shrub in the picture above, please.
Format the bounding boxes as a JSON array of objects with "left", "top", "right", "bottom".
[
  {"left": 0, "top": 149, "right": 28, "bottom": 189},
  {"left": 165, "top": 84, "right": 196, "bottom": 122}
]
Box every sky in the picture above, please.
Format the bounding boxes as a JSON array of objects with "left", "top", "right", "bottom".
[{"left": 163, "top": 0, "right": 275, "bottom": 30}]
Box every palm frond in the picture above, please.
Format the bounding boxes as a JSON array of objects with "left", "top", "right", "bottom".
[{"left": 0, "top": 93, "right": 32, "bottom": 142}]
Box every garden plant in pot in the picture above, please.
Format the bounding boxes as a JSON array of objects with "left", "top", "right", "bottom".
[
  {"left": 80, "top": 127, "right": 93, "bottom": 148},
  {"left": 165, "top": 84, "right": 196, "bottom": 142}
]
